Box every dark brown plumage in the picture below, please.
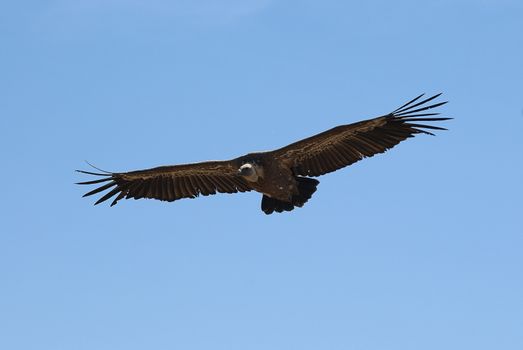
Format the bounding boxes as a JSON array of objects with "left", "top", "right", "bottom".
[{"left": 77, "top": 93, "right": 450, "bottom": 214}]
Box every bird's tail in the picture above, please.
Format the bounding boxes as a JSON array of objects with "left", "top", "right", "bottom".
[{"left": 261, "top": 177, "right": 319, "bottom": 215}]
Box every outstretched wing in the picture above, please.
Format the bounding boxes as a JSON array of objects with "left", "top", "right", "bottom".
[
  {"left": 271, "top": 93, "right": 450, "bottom": 177},
  {"left": 77, "top": 160, "right": 252, "bottom": 206}
]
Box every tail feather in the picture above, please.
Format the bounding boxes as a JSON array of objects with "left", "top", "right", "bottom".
[{"left": 261, "top": 177, "right": 319, "bottom": 215}]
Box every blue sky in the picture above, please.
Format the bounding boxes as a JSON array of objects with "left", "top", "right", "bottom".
[{"left": 1, "top": 1, "right": 522, "bottom": 349}]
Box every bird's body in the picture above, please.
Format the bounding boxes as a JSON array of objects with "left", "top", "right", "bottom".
[
  {"left": 239, "top": 153, "right": 298, "bottom": 201},
  {"left": 78, "top": 94, "right": 450, "bottom": 214}
]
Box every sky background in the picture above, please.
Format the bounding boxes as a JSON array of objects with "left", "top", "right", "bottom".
[{"left": 1, "top": 1, "right": 522, "bottom": 349}]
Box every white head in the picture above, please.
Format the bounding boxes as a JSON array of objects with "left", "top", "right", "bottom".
[{"left": 238, "top": 163, "right": 259, "bottom": 182}]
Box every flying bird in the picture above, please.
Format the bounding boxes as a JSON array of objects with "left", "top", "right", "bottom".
[{"left": 77, "top": 93, "right": 449, "bottom": 214}]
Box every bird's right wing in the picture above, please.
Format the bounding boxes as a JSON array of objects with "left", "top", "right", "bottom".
[
  {"left": 271, "top": 93, "right": 450, "bottom": 177},
  {"left": 77, "top": 159, "right": 252, "bottom": 206}
]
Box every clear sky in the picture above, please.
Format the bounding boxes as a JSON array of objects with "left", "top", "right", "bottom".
[{"left": 1, "top": 1, "right": 522, "bottom": 349}]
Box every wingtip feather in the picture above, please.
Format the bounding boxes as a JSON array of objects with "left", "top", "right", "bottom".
[
  {"left": 392, "top": 93, "right": 425, "bottom": 113},
  {"left": 393, "top": 93, "right": 446, "bottom": 116},
  {"left": 76, "top": 169, "right": 111, "bottom": 176}
]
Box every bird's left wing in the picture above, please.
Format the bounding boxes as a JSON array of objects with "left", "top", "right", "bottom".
[
  {"left": 77, "top": 159, "right": 252, "bottom": 206},
  {"left": 270, "top": 93, "right": 450, "bottom": 177}
]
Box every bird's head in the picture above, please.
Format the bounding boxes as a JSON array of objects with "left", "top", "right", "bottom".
[{"left": 238, "top": 163, "right": 259, "bottom": 182}]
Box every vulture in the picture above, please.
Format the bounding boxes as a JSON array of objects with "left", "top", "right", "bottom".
[{"left": 78, "top": 93, "right": 450, "bottom": 214}]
